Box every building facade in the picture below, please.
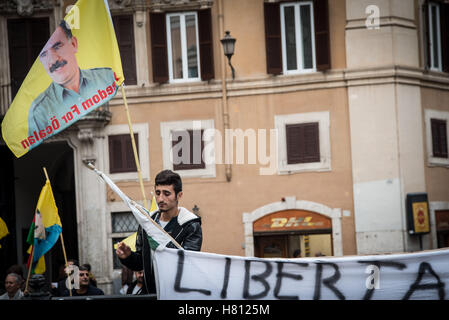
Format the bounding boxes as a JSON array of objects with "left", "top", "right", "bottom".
[{"left": 0, "top": 0, "right": 448, "bottom": 294}]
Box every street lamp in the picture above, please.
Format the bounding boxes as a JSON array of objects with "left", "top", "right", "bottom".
[{"left": 220, "top": 30, "right": 236, "bottom": 79}]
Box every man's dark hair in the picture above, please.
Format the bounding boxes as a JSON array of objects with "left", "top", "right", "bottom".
[
  {"left": 155, "top": 170, "right": 182, "bottom": 195},
  {"left": 81, "top": 264, "right": 91, "bottom": 272},
  {"left": 79, "top": 265, "right": 89, "bottom": 272},
  {"left": 59, "top": 20, "right": 72, "bottom": 39}
]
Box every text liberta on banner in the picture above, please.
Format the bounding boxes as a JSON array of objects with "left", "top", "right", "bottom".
[{"left": 153, "top": 247, "right": 449, "bottom": 300}]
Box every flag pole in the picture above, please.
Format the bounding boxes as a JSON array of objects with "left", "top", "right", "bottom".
[
  {"left": 42, "top": 167, "right": 72, "bottom": 296},
  {"left": 59, "top": 232, "right": 72, "bottom": 296},
  {"left": 121, "top": 84, "right": 149, "bottom": 210},
  {"left": 24, "top": 245, "right": 34, "bottom": 293}
]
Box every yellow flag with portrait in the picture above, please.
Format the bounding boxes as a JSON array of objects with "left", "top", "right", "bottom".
[{"left": 1, "top": 0, "right": 124, "bottom": 158}]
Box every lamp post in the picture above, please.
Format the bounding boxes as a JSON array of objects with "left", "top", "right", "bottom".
[{"left": 220, "top": 30, "right": 236, "bottom": 79}]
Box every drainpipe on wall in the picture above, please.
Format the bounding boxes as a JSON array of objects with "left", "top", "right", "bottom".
[{"left": 218, "top": 0, "right": 232, "bottom": 182}]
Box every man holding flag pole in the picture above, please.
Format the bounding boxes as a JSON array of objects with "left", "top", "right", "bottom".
[{"left": 87, "top": 163, "right": 203, "bottom": 296}]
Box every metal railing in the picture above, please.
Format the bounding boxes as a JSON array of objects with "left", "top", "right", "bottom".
[{"left": 51, "top": 294, "right": 157, "bottom": 300}]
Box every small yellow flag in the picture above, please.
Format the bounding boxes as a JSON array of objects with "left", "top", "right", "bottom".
[
  {"left": 150, "top": 195, "right": 158, "bottom": 212},
  {"left": 114, "top": 232, "right": 137, "bottom": 252}
]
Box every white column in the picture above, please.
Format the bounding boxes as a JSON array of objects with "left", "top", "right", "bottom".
[{"left": 72, "top": 127, "right": 111, "bottom": 293}]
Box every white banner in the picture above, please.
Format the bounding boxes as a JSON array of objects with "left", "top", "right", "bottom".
[{"left": 153, "top": 248, "right": 449, "bottom": 300}]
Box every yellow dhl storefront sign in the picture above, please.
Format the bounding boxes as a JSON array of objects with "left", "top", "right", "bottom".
[{"left": 253, "top": 210, "right": 332, "bottom": 232}]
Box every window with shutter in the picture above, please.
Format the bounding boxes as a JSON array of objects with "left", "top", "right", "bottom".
[
  {"left": 166, "top": 12, "right": 201, "bottom": 82},
  {"left": 108, "top": 134, "right": 139, "bottom": 173},
  {"left": 264, "top": 0, "right": 330, "bottom": 75},
  {"left": 280, "top": 2, "right": 316, "bottom": 74},
  {"left": 198, "top": 9, "right": 215, "bottom": 81},
  {"left": 172, "top": 129, "right": 205, "bottom": 171},
  {"left": 440, "top": 2, "right": 449, "bottom": 72},
  {"left": 425, "top": 109, "right": 449, "bottom": 167},
  {"left": 275, "top": 111, "right": 331, "bottom": 174},
  {"left": 264, "top": 2, "right": 283, "bottom": 75},
  {"left": 150, "top": 12, "right": 169, "bottom": 83},
  {"left": 431, "top": 119, "right": 448, "bottom": 158},
  {"left": 112, "top": 15, "right": 137, "bottom": 85},
  {"left": 428, "top": 2, "right": 443, "bottom": 71},
  {"left": 313, "top": 0, "right": 331, "bottom": 71},
  {"left": 161, "top": 119, "right": 216, "bottom": 178},
  {"left": 150, "top": 9, "right": 214, "bottom": 83},
  {"left": 7, "top": 18, "right": 50, "bottom": 98},
  {"left": 426, "top": 1, "right": 449, "bottom": 72},
  {"left": 286, "top": 122, "right": 320, "bottom": 164}
]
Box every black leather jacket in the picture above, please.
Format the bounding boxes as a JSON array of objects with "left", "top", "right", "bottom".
[{"left": 119, "top": 207, "right": 202, "bottom": 294}]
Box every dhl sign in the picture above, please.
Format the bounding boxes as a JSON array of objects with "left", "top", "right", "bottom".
[
  {"left": 271, "top": 216, "right": 321, "bottom": 228},
  {"left": 253, "top": 210, "right": 332, "bottom": 232}
]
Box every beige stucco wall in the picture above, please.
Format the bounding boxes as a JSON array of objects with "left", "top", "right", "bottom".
[
  {"left": 108, "top": 83, "right": 356, "bottom": 256},
  {"left": 105, "top": 0, "right": 356, "bottom": 257},
  {"left": 346, "top": 0, "right": 419, "bottom": 69},
  {"left": 220, "top": 0, "right": 347, "bottom": 79}
]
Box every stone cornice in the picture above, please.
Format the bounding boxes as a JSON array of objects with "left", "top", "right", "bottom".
[
  {"left": 108, "top": 0, "right": 147, "bottom": 13},
  {"left": 345, "top": 16, "right": 417, "bottom": 30},
  {"left": 109, "top": 67, "right": 449, "bottom": 106},
  {"left": 149, "top": 0, "right": 214, "bottom": 12},
  {"left": 0, "top": 0, "right": 54, "bottom": 16}
]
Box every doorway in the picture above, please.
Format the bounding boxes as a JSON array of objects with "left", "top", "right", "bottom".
[
  {"left": 0, "top": 141, "right": 78, "bottom": 286},
  {"left": 254, "top": 233, "right": 333, "bottom": 258},
  {"left": 252, "top": 209, "right": 333, "bottom": 258},
  {"left": 436, "top": 210, "right": 449, "bottom": 248}
]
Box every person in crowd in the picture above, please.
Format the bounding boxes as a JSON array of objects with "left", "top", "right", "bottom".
[
  {"left": 6, "top": 264, "right": 25, "bottom": 291},
  {"left": 120, "top": 266, "right": 134, "bottom": 295},
  {"left": 0, "top": 273, "right": 23, "bottom": 300},
  {"left": 63, "top": 265, "right": 104, "bottom": 296},
  {"left": 81, "top": 263, "right": 97, "bottom": 287},
  {"left": 51, "top": 259, "right": 79, "bottom": 297},
  {"left": 126, "top": 270, "right": 147, "bottom": 295}
]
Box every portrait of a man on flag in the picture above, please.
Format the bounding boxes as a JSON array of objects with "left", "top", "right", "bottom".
[
  {"left": 1, "top": 0, "right": 124, "bottom": 158},
  {"left": 27, "top": 19, "right": 117, "bottom": 137}
]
